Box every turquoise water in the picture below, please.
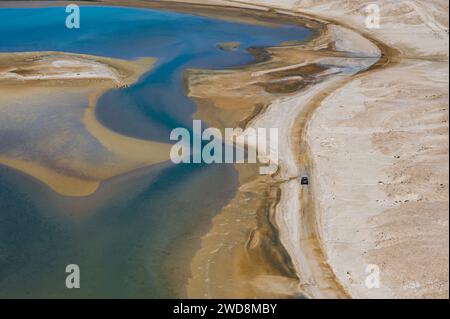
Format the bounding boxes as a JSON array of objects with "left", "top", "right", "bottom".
[{"left": 0, "top": 6, "right": 311, "bottom": 297}]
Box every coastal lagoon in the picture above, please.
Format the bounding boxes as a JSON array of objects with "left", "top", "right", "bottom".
[{"left": 0, "top": 5, "right": 311, "bottom": 297}]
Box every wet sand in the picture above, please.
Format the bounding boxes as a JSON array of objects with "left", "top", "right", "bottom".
[
  {"left": 9, "top": 0, "right": 384, "bottom": 299},
  {"left": 184, "top": 10, "right": 381, "bottom": 298},
  {"left": 0, "top": 1, "right": 312, "bottom": 298},
  {"left": 217, "top": 0, "right": 448, "bottom": 298},
  {"left": 170, "top": 0, "right": 448, "bottom": 299},
  {"left": 2, "top": 0, "right": 447, "bottom": 299}
]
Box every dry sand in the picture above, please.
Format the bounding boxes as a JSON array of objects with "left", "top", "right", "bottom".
[
  {"left": 166, "top": 0, "right": 448, "bottom": 298},
  {"left": 309, "top": 58, "right": 449, "bottom": 298},
  {"left": 1, "top": 0, "right": 447, "bottom": 298},
  {"left": 184, "top": 6, "right": 382, "bottom": 297},
  {"left": 221, "top": 0, "right": 449, "bottom": 298}
]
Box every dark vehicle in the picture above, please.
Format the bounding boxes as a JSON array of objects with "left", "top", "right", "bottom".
[{"left": 301, "top": 177, "right": 309, "bottom": 185}]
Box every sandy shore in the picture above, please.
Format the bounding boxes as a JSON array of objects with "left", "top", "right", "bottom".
[
  {"left": 1, "top": 0, "right": 447, "bottom": 298},
  {"left": 164, "top": 0, "right": 448, "bottom": 298},
  {"left": 181, "top": 2, "right": 382, "bottom": 298},
  {"left": 268, "top": 0, "right": 448, "bottom": 298},
  {"left": 219, "top": 0, "right": 448, "bottom": 298}
]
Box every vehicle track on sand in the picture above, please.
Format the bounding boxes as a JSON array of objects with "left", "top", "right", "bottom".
[
  {"left": 221, "top": 0, "right": 400, "bottom": 298},
  {"left": 153, "top": 0, "right": 401, "bottom": 298},
  {"left": 100, "top": 0, "right": 400, "bottom": 298},
  {"left": 288, "top": 22, "right": 400, "bottom": 298}
]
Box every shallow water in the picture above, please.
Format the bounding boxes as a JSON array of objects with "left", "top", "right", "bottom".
[{"left": 0, "top": 6, "right": 311, "bottom": 297}]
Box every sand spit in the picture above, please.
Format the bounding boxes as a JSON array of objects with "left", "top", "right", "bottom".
[
  {"left": 0, "top": 51, "right": 154, "bottom": 88},
  {"left": 0, "top": 52, "right": 171, "bottom": 197},
  {"left": 1, "top": 55, "right": 122, "bottom": 83}
]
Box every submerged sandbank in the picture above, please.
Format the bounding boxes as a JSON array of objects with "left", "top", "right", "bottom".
[
  {"left": 1, "top": 0, "right": 446, "bottom": 299},
  {"left": 0, "top": 52, "right": 171, "bottom": 196},
  {"left": 0, "top": 2, "right": 313, "bottom": 298}
]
